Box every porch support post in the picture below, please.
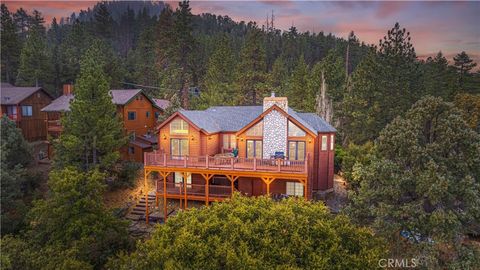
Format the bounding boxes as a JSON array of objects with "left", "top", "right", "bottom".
[
  {"left": 144, "top": 169, "right": 149, "bottom": 224},
  {"left": 226, "top": 175, "right": 239, "bottom": 197},
  {"left": 182, "top": 172, "right": 191, "bottom": 209},
  {"left": 201, "top": 173, "right": 213, "bottom": 206},
  {"left": 261, "top": 177, "right": 275, "bottom": 197},
  {"left": 161, "top": 171, "right": 169, "bottom": 221}
]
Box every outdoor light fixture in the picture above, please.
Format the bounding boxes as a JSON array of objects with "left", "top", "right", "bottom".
[{"left": 162, "top": 134, "right": 167, "bottom": 140}]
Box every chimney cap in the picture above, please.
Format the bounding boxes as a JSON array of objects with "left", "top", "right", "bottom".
[{"left": 271, "top": 91, "right": 275, "bottom": 97}]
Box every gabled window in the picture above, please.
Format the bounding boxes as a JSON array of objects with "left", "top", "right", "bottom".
[
  {"left": 128, "top": 111, "right": 136, "bottom": 120},
  {"left": 170, "top": 119, "right": 188, "bottom": 134},
  {"left": 246, "top": 121, "right": 263, "bottom": 136},
  {"left": 288, "top": 121, "right": 305, "bottom": 137},
  {"left": 146, "top": 111, "right": 150, "bottom": 118}
]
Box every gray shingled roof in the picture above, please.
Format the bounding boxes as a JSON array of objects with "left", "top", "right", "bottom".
[
  {"left": 178, "top": 106, "right": 335, "bottom": 134},
  {"left": 41, "top": 89, "right": 148, "bottom": 112},
  {"left": 1, "top": 86, "right": 43, "bottom": 105},
  {"left": 153, "top": 98, "right": 170, "bottom": 110},
  {"left": 110, "top": 89, "right": 142, "bottom": 105},
  {"left": 41, "top": 94, "right": 74, "bottom": 112}
]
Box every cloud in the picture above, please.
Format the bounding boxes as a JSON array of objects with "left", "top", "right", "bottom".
[{"left": 376, "top": 2, "right": 410, "bottom": 18}]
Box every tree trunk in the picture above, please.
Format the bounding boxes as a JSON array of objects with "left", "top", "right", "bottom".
[
  {"left": 92, "top": 135, "right": 97, "bottom": 166},
  {"left": 316, "top": 70, "right": 334, "bottom": 124}
]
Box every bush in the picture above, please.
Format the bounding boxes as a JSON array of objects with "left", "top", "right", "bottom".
[{"left": 108, "top": 195, "right": 386, "bottom": 269}]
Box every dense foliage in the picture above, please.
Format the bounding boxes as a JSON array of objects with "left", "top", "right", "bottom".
[
  {"left": 0, "top": 116, "right": 35, "bottom": 235},
  {"left": 347, "top": 96, "right": 480, "bottom": 268},
  {"left": 1, "top": 168, "right": 133, "bottom": 270},
  {"left": 108, "top": 195, "right": 386, "bottom": 269}
]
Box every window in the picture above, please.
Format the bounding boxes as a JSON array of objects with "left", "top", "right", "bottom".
[
  {"left": 321, "top": 135, "right": 327, "bottom": 151},
  {"left": 288, "top": 121, "right": 306, "bottom": 137},
  {"left": 170, "top": 119, "right": 188, "bottom": 134},
  {"left": 21, "top": 105, "right": 32, "bottom": 117},
  {"left": 6, "top": 106, "right": 17, "bottom": 118},
  {"left": 246, "top": 121, "right": 263, "bottom": 136},
  {"left": 288, "top": 141, "right": 305, "bottom": 161},
  {"left": 330, "top": 134, "right": 334, "bottom": 150},
  {"left": 128, "top": 146, "right": 135, "bottom": 154},
  {"left": 146, "top": 111, "right": 150, "bottom": 118},
  {"left": 171, "top": 138, "right": 188, "bottom": 157},
  {"left": 246, "top": 140, "right": 262, "bottom": 158},
  {"left": 128, "top": 111, "right": 136, "bottom": 120},
  {"left": 174, "top": 172, "right": 192, "bottom": 187},
  {"left": 222, "top": 134, "right": 236, "bottom": 149},
  {"left": 286, "top": 182, "right": 304, "bottom": 197},
  {"left": 155, "top": 112, "right": 160, "bottom": 119}
]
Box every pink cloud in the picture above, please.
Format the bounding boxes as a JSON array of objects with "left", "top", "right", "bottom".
[{"left": 376, "top": 2, "right": 410, "bottom": 19}]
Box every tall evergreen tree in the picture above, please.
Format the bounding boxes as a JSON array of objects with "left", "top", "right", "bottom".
[
  {"left": 174, "top": 0, "right": 195, "bottom": 108},
  {"left": 13, "top": 8, "right": 31, "bottom": 41},
  {"left": 54, "top": 41, "right": 125, "bottom": 171},
  {"left": 199, "top": 34, "right": 235, "bottom": 108},
  {"left": 94, "top": 1, "right": 114, "bottom": 40},
  {"left": 15, "top": 21, "right": 53, "bottom": 91},
  {"left": 453, "top": 51, "right": 477, "bottom": 90},
  {"left": 234, "top": 27, "right": 267, "bottom": 105},
  {"left": 422, "top": 51, "right": 457, "bottom": 99},
  {"left": 267, "top": 56, "right": 288, "bottom": 96},
  {"left": 1, "top": 4, "right": 21, "bottom": 83},
  {"left": 287, "top": 55, "right": 311, "bottom": 111}
]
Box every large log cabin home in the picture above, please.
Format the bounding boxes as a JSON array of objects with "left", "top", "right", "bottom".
[
  {"left": 145, "top": 93, "right": 336, "bottom": 220},
  {"left": 41, "top": 85, "right": 168, "bottom": 162},
  {"left": 1, "top": 83, "right": 53, "bottom": 141}
]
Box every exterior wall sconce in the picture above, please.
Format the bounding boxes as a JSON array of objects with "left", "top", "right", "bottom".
[
  {"left": 191, "top": 135, "right": 195, "bottom": 141},
  {"left": 162, "top": 134, "right": 167, "bottom": 140},
  {"left": 308, "top": 139, "right": 312, "bottom": 144},
  {"left": 240, "top": 137, "right": 244, "bottom": 142},
  {"left": 208, "top": 136, "right": 212, "bottom": 140}
]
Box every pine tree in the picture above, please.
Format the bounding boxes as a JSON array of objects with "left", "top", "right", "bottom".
[
  {"left": 94, "top": 1, "right": 114, "bottom": 40},
  {"left": 287, "top": 55, "right": 310, "bottom": 111},
  {"left": 1, "top": 4, "right": 21, "bottom": 83},
  {"left": 267, "top": 57, "right": 288, "bottom": 96},
  {"left": 423, "top": 52, "right": 457, "bottom": 99},
  {"left": 199, "top": 34, "right": 235, "bottom": 108},
  {"left": 347, "top": 96, "right": 480, "bottom": 268},
  {"left": 234, "top": 27, "right": 267, "bottom": 105},
  {"left": 128, "top": 25, "right": 157, "bottom": 92},
  {"left": 13, "top": 8, "right": 31, "bottom": 42},
  {"left": 54, "top": 41, "right": 126, "bottom": 171},
  {"left": 15, "top": 23, "right": 53, "bottom": 91},
  {"left": 453, "top": 51, "right": 477, "bottom": 90},
  {"left": 174, "top": 0, "right": 195, "bottom": 108}
]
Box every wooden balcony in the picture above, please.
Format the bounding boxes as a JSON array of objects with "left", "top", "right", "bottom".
[
  {"left": 144, "top": 152, "right": 308, "bottom": 175},
  {"left": 46, "top": 120, "right": 63, "bottom": 133},
  {"left": 157, "top": 182, "right": 232, "bottom": 202}
]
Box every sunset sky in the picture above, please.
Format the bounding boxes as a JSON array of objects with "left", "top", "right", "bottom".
[{"left": 4, "top": 1, "right": 480, "bottom": 63}]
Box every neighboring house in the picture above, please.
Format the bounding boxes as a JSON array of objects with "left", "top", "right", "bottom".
[
  {"left": 41, "top": 85, "right": 164, "bottom": 162},
  {"left": 145, "top": 94, "right": 336, "bottom": 220},
  {"left": 1, "top": 83, "right": 53, "bottom": 141}
]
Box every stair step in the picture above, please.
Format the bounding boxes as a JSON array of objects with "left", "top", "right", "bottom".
[{"left": 131, "top": 211, "right": 145, "bottom": 215}]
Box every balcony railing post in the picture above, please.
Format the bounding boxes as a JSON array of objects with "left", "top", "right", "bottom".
[
  {"left": 206, "top": 155, "right": 209, "bottom": 168},
  {"left": 277, "top": 158, "right": 281, "bottom": 172},
  {"left": 184, "top": 156, "right": 187, "bottom": 168},
  {"left": 253, "top": 158, "right": 257, "bottom": 171},
  {"left": 163, "top": 153, "right": 167, "bottom": 167},
  {"left": 154, "top": 150, "right": 157, "bottom": 164},
  {"left": 144, "top": 152, "right": 147, "bottom": 164},
  {"left": 230, "top": 157, "right": 234, "bottom": 169}
]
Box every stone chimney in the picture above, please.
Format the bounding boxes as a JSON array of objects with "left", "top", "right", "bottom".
[
  {"left": 63, "top": 84, "right": 73, "bottom": 96},
  {"left": 263, "top": 92, "right": 288, "bottom": 112},
  {"left": 262, "top": 92, "right": 288, "bottom": 158}
]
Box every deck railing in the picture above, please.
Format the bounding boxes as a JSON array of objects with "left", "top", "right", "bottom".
[
  {"left": 145, "top": 152, "right": 308, "bottom": 174},
  {"left": 46, "top": 120, "right": 63, "bottom": 132},
  {"left": 157, "top": 182, "right": 232, "bottom": 198}
]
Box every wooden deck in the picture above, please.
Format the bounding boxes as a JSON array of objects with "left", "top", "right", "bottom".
[{"left": 144, "top": 152, "right": 308, "bottom": 174}]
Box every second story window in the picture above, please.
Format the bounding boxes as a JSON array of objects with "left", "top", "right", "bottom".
[
  {"left": 288, "top": 141, "right": 305, "bottom": 161},
  {"left": 146, "top": 111, "right": 150, "bottom": 118},
  {"left": 246, "top": 121, "right": 263, "bottom": 136},
  {"left": 155, "top": 112, "right": 160, "bottom": 119},
  {"left": 288, "top": 121, "right": 305, "bottom": 137},
  {"left": 170, "top": 119, "right": 188, "bottom": 134},
  {"left": 128, "top": 111, "right": 136, "bottom": 120},
  {"left": 330, "top": 134, "right": 334, "bottom": 150},
  {"left": 21, "top": 105, "right": 33, "bottom": 117},
  {"left": 6, "top": 106, "right": 17, "bottom": 119},
  {"left": 222, "top": 134, "right": 236, "bottom": 149},
  {"left": 246, "top": 140, "right": 262, "bottom": 158}
]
